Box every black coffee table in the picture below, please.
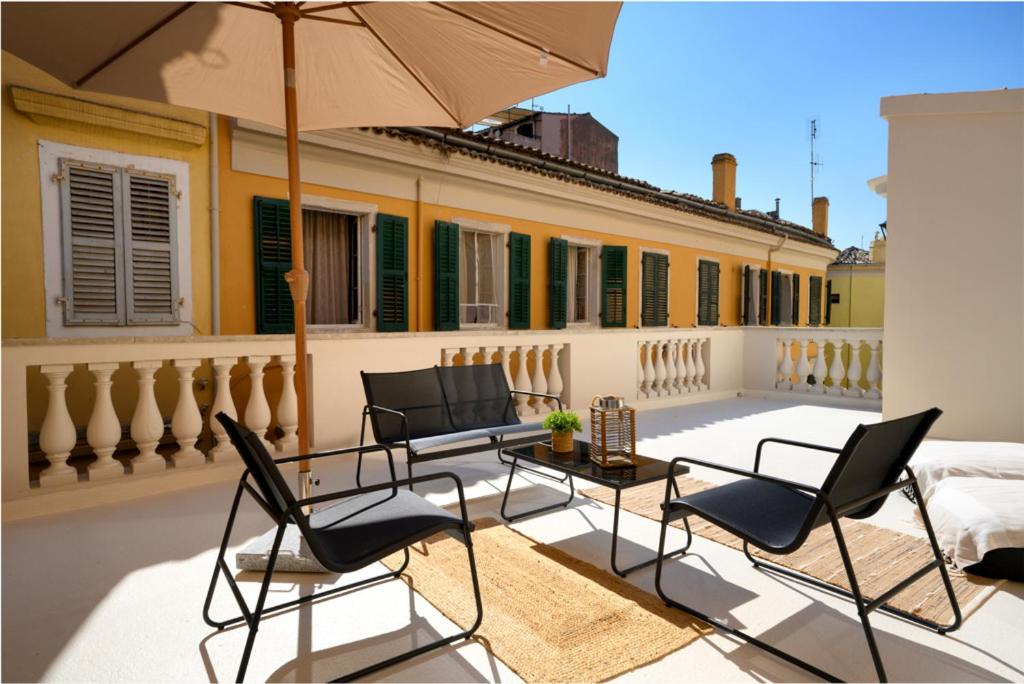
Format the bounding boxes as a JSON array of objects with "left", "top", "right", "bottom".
[{"left": 500, "top": 439, "right": 691, "bottom": 576}]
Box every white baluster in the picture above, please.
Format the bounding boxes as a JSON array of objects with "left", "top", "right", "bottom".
[
  {"left": 276, "top": 355, "right": 299, "bottom": 454},
  {"left": 499, "top": 347, "right": 514, "bottom": 389},
  {"left": 844, "top": 339, "right": 864, "bottom": 397},
  {"left": 514, "top": 346, "right": 531, "bottom": 416},
  {"left": 86, "top": 363, "right": 123, "bottom": 481},
  {"left": 652, "top": 341, "right": 667, "bottom": 397},
  {"left": 683, "top": 340, "right": 696, "bottom": 392},
  {"left": 244, "top": 356, "right": 273, "bottom": 450},
  {"left": 826, "top": 340, "right": 846, "bottom": 396},
  {"left": 810, "top": 340, "right": 828, "bottom": 395},
  {"left": 794, "top": 340, "right": 811, "bottom": 392},
  {"left": 131, "top": 360, "right": 167, "bottom": 475},
  {"left": 642, "top": 341, "right": 656, "bottom": 397},
  {"left": 664, "top": 340, "right": 679, "bottom": 395},
  {"left": 171, "top": 359, "right": 204, "bottom": 468},
  {"left": 441, "top": 348, "right": 457, "bottom": 367},
  {"left": 460, "top": 346, "right": 478, "bottom": 365},
  {"left": 777, "top": 339, "right": 794, "bottom": 390},
  {"left": 482, "top": 346, "right": 497, "bottom": 366},
  {"left": 694, "top": 338, "right": 708, "bottom": 390},
  {"left": 637, "top": 342, "right": 646, "bottom": 399},
  {"left": 39, "top": 364, "right": 78, "bottom": 487},
  {"left": 531, "top": 345, "right": 548, "bottom": 415},
  {"left": 546, "top": 344, "right": 564, "bottom": 410},
  {"left": 209, "top": 357, "right": 239, "bottom": 461},
  {"left": 866, "top": 341, "right": 882, "bottom": 399}
]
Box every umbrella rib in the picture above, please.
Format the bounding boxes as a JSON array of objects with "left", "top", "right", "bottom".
[
  {"left": 300, "top": 2, "right": 371, "bottom": 15},
  {"left": 226, "top": 2, "right": 276, "bottom": 13},
  {"left": 350, "top": 6, "right": 460, "bottom": 126},
  {"left": 431, "top": 2, "right": 601, "bottom": 77},
  {"left": 302, "top": 14, "right": 366, "bottom": 27},
  {"left": 75, "top": 2, "right": 197, "bottom": 87}
]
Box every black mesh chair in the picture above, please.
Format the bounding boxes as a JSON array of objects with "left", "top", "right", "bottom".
[
  {"left": 203, "top": 413, "right": 483, "bottom": 683},
  {"left": 654, "top": 408, "right": 961, "bottom": 682}
]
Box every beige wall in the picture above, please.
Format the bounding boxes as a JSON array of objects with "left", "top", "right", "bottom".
[{"left": 881, "top": 88, "right": 1024, "bottom": 441}]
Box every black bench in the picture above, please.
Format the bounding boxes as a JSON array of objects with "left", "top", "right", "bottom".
[{"left": 359, "top": 363, "right": 562, "bottom": 483}]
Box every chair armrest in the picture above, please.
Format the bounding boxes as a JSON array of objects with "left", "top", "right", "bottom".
[
  {"left": 287, "top": 471, "right": 471, "bottom": 524},
  {"left": 667, "top": 455, "right": 823, "bottom": 497},
  {"left": 273, "top": 443, "right": 393, "bottom": 466},
  {"left": 754, "top": 437, "right": 842, "bottom": 472},
  {"left": 509, "top": 390, "right": 563, "bottom": 411},
  {"left": 364, "top": 404, "right": 412, "bottom": 445}
]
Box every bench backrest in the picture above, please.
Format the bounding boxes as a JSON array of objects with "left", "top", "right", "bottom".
[
  {"left": 437, "top": 363, "right": 519, "bottom": 431},
  {"left": 361, "top": 367, "right": 455, "bottom": 444}
]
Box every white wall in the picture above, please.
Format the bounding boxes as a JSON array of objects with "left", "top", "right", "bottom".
[{"left": 881, "top": 89, "right": 1024, "bottom": 441}]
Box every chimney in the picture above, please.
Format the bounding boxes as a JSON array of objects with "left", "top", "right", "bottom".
[
  {"left": 711, "top": 153, "right": 737, "bottom": 211},
  {"left": 812, "top": 196, "right": 829, "bottom": 237}
]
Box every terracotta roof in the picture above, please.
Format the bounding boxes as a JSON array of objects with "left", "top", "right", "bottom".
[
  {"left": 833, "top": 247, "right": 872, "bottom": 264},
  {"left": 367, "top": 127, "right": 836, "bottom": 251}
]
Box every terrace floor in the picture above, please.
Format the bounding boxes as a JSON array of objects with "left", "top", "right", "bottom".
[{"left": 3, "top": 397, "right": 1022, "bottom": 682}]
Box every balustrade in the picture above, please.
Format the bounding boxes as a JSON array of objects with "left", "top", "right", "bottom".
[
  {"left": 440, "top": 342, "right": 568, "bottom": 416},
  {"left": 635, "top": 335, "right": 710, "bottom": 399},
  {"left": 774, "top": 334, "right": 882, "bottom": 399}
]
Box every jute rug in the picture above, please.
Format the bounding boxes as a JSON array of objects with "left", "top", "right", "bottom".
[
  {"left": 581, "top": 477, "right": 1002, "bottom": 625},
  {"left": 381, "top": 518, "right": 710, "bottom": 683}
]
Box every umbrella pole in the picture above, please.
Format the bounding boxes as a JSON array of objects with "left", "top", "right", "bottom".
[{"left": 278, "top": 5, "right": 313, "bottom": 506}]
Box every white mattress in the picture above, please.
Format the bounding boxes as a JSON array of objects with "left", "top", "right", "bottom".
[{"left": 910, "top": 440, "right": 1024, "bottom": 570}]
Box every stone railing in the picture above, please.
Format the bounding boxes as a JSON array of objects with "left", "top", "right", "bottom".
[
  {"left": 32, "top": 354, "right": 298, "bottom": 489},
  {"left": 636, "top": 336, "right": 710, "bottom": 399},
  {"left": 773, "top": 330, "right": 882, "bottom": 399},
  {"left": 440, "top": 343, "right": 567, "bottom": 416}
]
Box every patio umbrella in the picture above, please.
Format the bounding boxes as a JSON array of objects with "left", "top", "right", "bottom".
[{"left": 2, "top": 2, "right": 621, "bottom": 497}]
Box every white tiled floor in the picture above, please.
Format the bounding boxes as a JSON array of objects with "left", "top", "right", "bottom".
[{"left": 3, "top": 398, "right": 1022, "bottom": 682}]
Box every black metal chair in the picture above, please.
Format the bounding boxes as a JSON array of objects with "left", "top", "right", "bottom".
[
  {"left": 203, "top": 413, "right": 483, "bottom": 683},
  {"left": 654, "top": 408, "right": 962, "bottom": 682}
]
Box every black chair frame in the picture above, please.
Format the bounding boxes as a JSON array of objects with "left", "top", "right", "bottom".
[
  {"left": 654, "top": 437, "right": 962, "bottom": 683},
  {"left": 202, "top": 444, "right": 483, "bottom": 683}
]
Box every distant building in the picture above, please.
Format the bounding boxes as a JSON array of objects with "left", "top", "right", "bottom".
[
  {"left": 477, "top": 108, "right": 619, "bottom": 174},
  {"left": 826, "top": 234, "right": 886, "bottom": 327}
]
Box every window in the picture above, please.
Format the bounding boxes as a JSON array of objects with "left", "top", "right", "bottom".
[
  {"left": 809, "top": 275, "right": 823, "bottom": 326},
  {"left": 460, "top": 228, "right": 503, "bottom": 326},
  {"left": 741, "top": 265, "right": 761, "bottom": 325},
  {"left": 769, "top": 271, "right": 797, "bottom": 326},
  {"left": 641, "top": 251, "right": 669, "bottom": 327},
  {"left": 303, "top": 208, "right": 360, "bottom": 325},
  {"left": 568, "top": 245, "right": 595, "bottom": 324},
  {"left": 697, "top": 259, "right": 720, "bottom": 326},
  {"left": 58, "top": 158, "right": 179, "bottom": 326},
  {"left": 600, "top": 245, "right": 627, "bottom": 328}
]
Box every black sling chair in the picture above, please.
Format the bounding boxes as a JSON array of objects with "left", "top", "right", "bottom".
[
  {"left": 654, "top": 408, "right": 961, "bottom": 682},
  {"left": 203, "top": 413, "right": 483, "bottom": 683}
]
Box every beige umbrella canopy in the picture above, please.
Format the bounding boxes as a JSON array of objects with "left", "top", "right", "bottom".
[{"left": 2, "top": 1, "right": 621, "bottom": 488}]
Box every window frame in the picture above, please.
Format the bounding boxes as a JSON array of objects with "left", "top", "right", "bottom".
[
  {"left": 298, "top": 194, "right": 376, "bottom": 332},
  {"left": 639, "top": 246, "right": 671, "bottom": 328},
  {"left": 740, "top": 263, "right": 762, "bottom": 326},
  {"left": 695, "top": 256, "right": 720, "bottom": 327},
  {"left": 453, "top": 217, "right": 509, "bottom": 329},
  {"left": 561, "top": 234, "right": 601, "bottom": 328},
  {"left": 38, "top": 140, "right": 192, "bottom": 338},
  {"left": 775, "top": 269, "right": 795, "bottom": 327}
]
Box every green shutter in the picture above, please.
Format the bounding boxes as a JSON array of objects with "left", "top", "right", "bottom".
[
  {"left": 376, "top": 214, "right": 408, "bottom": 332},
  {"left": 508, "top": 232, "right": 531, "bottom": 329},
  {"left": 642, "top": 253, "right": 669, "bottom": 326},
  {"left": 792, "top": 273, "right": 801, "bottom": 326},
  {"left": 433, "top": 220, "right": 459, "bottom": 331},
  {"left": 697, "top": 259, "right": 718, "bottom": 326},
  {"left": 253, "top": 196, "right": 294, "bottom": 334},
  {"left": 742, "top": 265, "right": 755, "bottom": 325},
  {"left": 600, "top": 245, "right": 627, "bottom": 328},
  {"left": 770, "top": 270, "right": 781, "bottom": 325},
  {"left": 809, "top": 275, "right": 822, "bottom": 326},
  {"left": 759, "top": 268, "right": 768, "bottom": 326},
  {"left": 549, "top": 237, "right": 568, "bottom": 329}
]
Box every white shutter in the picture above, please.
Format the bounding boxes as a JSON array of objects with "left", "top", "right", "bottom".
[
  {"left": 60, "top": 159, "right": 125, "bottom": 325},
  {"left": 123, "top": 171, "right": 179, "bottom": 324}
]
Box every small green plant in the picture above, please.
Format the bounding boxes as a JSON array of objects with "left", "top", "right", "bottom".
[{"left": 543, "top": 410, "right": 583, "bottom": 434}]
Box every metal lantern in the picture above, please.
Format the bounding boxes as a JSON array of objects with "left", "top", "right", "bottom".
[{"left": 589, "top": 395, "right": 637, "bottom": 467}]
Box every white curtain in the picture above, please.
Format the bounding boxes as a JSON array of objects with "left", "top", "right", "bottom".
[
  {"left": 460, "top": 230, "right": 500, "bottom": 324},
  {"left": 303, "top": 209, "right": 352, "bottom": 325}
]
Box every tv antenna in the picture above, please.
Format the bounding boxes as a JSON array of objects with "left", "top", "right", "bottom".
[{"left": 810, "top": 118, "right": 823, "bottom": 206}]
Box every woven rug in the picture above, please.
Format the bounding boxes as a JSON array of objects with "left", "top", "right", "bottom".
[
  {"left": 581, "top": 477, "right": 1002, "bottom": 624},
  {"left": 381, "top": 518, "right": 710, "bottom": 683}
]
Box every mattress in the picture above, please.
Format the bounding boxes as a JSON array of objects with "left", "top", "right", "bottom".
[{"left": 924, "top": 476, "right": 1024, "bottom": 572}]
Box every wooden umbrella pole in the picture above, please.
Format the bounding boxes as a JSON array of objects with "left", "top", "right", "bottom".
[{"left": 277, "top": 4, "right": 313, "bottom": 498}]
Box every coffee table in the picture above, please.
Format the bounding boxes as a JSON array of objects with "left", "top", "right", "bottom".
[{"left": 500, "top": 439, "right": 691, "bottom": 576}]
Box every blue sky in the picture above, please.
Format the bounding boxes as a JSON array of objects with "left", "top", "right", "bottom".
[{"left": 526, "top": 2, "right": 1023, "bottom": 250}]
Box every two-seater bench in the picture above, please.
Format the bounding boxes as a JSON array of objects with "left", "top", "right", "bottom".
[{"left": 358, "top": 363, "right": 562, "bottom": 483}]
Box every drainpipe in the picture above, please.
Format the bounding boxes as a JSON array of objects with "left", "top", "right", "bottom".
[
  {"left": 209, "top": 112, "right": 220, "bottom": 335},
  {"left": 766, "top": 232, "right": 787, "bottom": 325}
]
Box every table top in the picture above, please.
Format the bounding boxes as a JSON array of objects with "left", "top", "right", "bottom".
[{"left": 502, "top": 439, "right": 689, "bottom": 489}]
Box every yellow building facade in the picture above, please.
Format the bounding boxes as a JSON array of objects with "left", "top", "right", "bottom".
[{"left": 826, "top": 239, "right": 886, "bottom": 328}]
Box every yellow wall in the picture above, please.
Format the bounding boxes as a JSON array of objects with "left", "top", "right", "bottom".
[
  {"left": 826, "top": 265, "right": 885, "bottom": 328},
  {"left": 1, "top": 51, "right": 212, "bottom": 339},
  {"left": 218, "top": 118, "right": 826, "bottom": 333}
]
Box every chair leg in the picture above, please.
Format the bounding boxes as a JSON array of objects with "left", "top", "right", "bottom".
[
  {"left": 236, "top": 522, "right": 287, "bottom": 682},
  {"left": 331, "top": 527, "right": 485, "bottom": 682},
  {"left": 910, "top": 479, "right": 963, "bottom": 634}
]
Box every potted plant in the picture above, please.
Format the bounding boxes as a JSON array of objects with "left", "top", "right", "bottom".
[{"left": 543, "top": 410, "right": 583, "bottom": 453}]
